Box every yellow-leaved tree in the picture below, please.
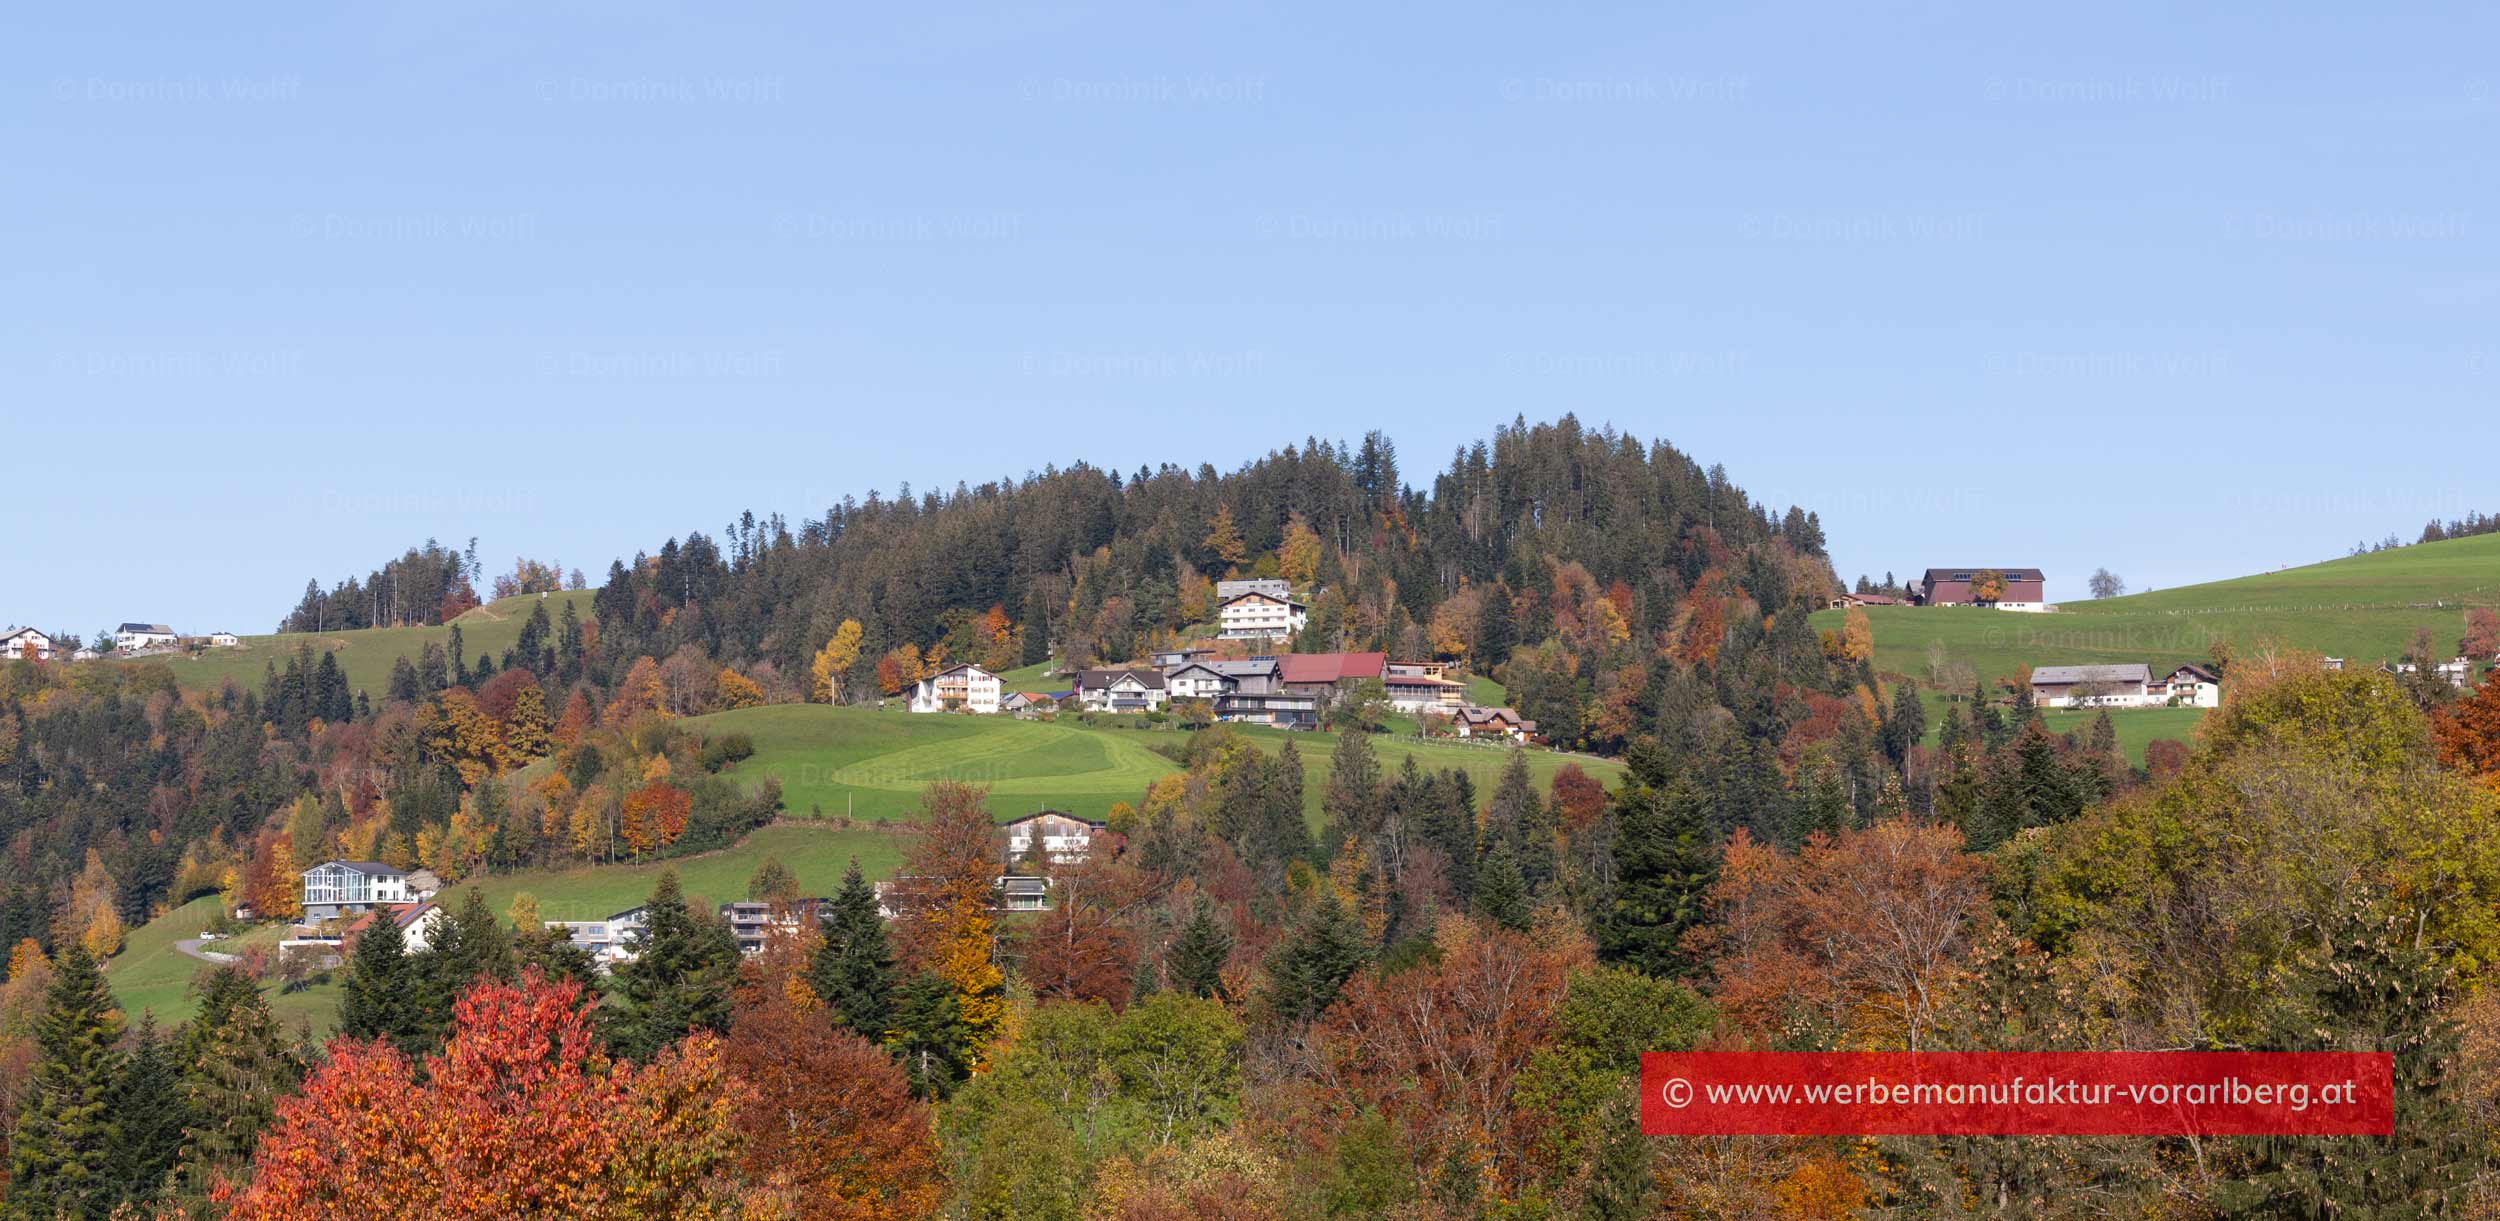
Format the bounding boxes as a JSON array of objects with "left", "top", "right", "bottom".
[{"left": 813, "top": 619, "right": 864, "bottom": 703}]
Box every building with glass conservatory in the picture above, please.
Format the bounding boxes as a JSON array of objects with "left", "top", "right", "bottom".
[{"left": 300, "top": 860, "right": 410, "bottom": 922}]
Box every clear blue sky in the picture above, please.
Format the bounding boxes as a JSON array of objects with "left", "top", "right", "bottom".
[{"left": 4, "top": 2, "right": 2491, "bottom": 637}]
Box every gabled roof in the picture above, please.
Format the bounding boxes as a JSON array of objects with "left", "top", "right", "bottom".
[
  {"left": 1218, "top": 591, "right": 1306, "bottom": 610},
  {"left": 302, "top": 859, "right": 402, "bottom": 877},
  {"left": 2163, "top": 663, "right": 2221, "bottom": 683},
  {"left": 1279, "top": 652, "right": 1387, "bottom": 684},
  {"left": 117, "top": 622, "right": 174, "bottom": 634},
  {"left": 1922, "top": 569, "right": 2044, "bottom": 584},
  {"left": 1077, "top": 667, "right": 1165, "bottom": 690},
  {"left": 924, "top": 662, "right": 996, "bottom": 681},
  {"left": 2029, "top": 663, "right": 2149, "bottom": 686},
  {"left": 1001, "top": 809, "right": 1105, "bottom": 830},
  {"left": 1454, "top": 705, "right": 1535, "bottom": 731}
]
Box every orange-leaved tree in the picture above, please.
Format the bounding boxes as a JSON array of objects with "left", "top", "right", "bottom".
[
  {"left": 725, "top": 932, "right": 945, "bottom": 1218},
  {"left": 890, "top": 781, "right": 1007, "bottom": 1067},
  {"left": 228, "top": 970, "right": 745, "bottom": 1219}
]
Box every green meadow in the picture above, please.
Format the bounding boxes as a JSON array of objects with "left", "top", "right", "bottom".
[
  {"left": 690, "top": 703, "right": 1623, "bottom": 832},
  {"left": 112, "top": 590, "right": 600, "bottom": 700},
  {"left": 104, "top": 896, "right": 341, "bottom": 1036},
  {"left": 1816, "top": 533, "right": 2500, "bottom": 690},
  {"left": 441, "top": 822, "right": 908, "bottom": 926}
]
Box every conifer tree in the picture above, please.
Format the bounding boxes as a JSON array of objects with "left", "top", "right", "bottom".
[
  {"left": 887, "top": 970, "right": 972, "bottom": 1100},
  {"left": 1167, "top": 895, "right": 1234, "bottom": 999},
  {"left": 1321, "top": 725, "right": 1383, "bottom": 856},
  {"left": 176, "top": 975, "right": 298, "bottom": 1195},
  {"left": 1488, "top": 749, "right": 1557, "bottom": 890},
  {"left": 339, "top": 907, "right": 422, "bottom": 1053},
  {"left": 1263, "top": 894, "right": 1368, "bottom": 1024},
  {"left": 808, "top": 859, "right": 898, "bottom": 1042},
  {"left": 607, "top": 870, "right": 740, "bottom": 1061},
  {"left": 105, "top": 1014, "right": 185, "bottom": 1210},
  {"left": 1471, "top": 841, "right": 1533, "bottom": 932},
  {"left": 6, "top": 945, "right": 124, "bottom": 1220},
  {"left": 1600, "top": 744, "right": 1719, "bottom": 978},
  {"left": 416, "top": 887, "right": 513, "bottom": 1044}
]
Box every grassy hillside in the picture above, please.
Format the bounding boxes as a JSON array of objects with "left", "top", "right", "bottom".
[
  {"left": 1816, "top": 533, "right": 2500, "bottom": 689},
  {"left": 692, "top": 704, "right": 1622, "bottom": 831},
  {"left": 442, "top": 823, "right": 907, "bottom": 925},
  {"left": 106, "top": 896, "right": 341, "bottom": 1035},
  {"left": 687, "top": 705, "right": 1180, "bottom": 823},
  {"left": 112, "top": 590, "right": 599, "bottom": 699}
]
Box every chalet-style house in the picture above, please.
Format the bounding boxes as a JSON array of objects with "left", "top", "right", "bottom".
[
  {"left": 2154, "top": 663, "right": 2222, "bottom": 707},
  {"left": 546, "top": 905, "right": 650, "bottom": 968},
  {"left": 300, "top": 860, "right": 411, "bottom": 922},
  {"left": 1911, "top": 568, "right": 2049, "bottom": 612},
  {"left": 1217, "top": 591, "right": 1308, "bottom": 640},
  {"left": 909, "top": 662, "right": 1003, "bottom": 714},
  {"left": 1001, "top": 810, "right": 1108, "bottom": 867},
  {"left": 999, "top": 691, "right": 1048, "bottom": 716},
  {"left": 1, "top": 628, "right": 54, "bottom": 661},
  {"left": 1827, "top": 592, "right": 1904, "bottom": 609},
  {"left": 115, "top": 622, "right": 179, "bottom": 651},
  {"left": 1075, "top": 668, "right": 1168, "bottom": 713},
  {"left": 1450, "top": 706, "right": 1537, "bottom": 742},
  {"left": 1383, "top": 660, "right": 1467, "bottom": 713},
  {"left": 340, "top": 901, "right": 447, "bottom": 953}
]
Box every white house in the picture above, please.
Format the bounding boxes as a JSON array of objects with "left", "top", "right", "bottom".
[
  {"left": 204, "top": 631, "right": 241, "bottom": 648},
  {"left": 1449, "top": 705, "right": 1537, "bottom": 742},
  {"left": 1001, "top": 810, "right": 1108, "bottom": 867},
  {"left": 343, "top": 902, "right": 448, "bottom": 953},
  {"left": 1217, "top": 591, "right": 1307, "bottom": 640},
  {"left": 0, "top": 628, "right": 54, "bottom": 662},
  {"left": 1215, "top": 578, "right": 1291, "bottom": 602},
  {"left": 2152, "top": 663, "right": 2222, "bottom": 708},
  {"left": 909, "top": 662, "right": 1004, "bottom": 714},
  {"left": 115, "top": 622, "right": 179, "bottom": 652},
  {"left": 2028, "top": 663, "right": 2153, "bottom": 708},
  {"left": 546, "top": 906, "right": 650, "bottom": 969},
  {"left": 1075, "top": 668, "right": 1168, "bottom": 713},
  {"left": 1163, "top": 661, "right": 1234, "bottom": 701},
  {"left": 300, "top": 860, "right": 410, "bottom": 922},
  {"left": 2390, "top": 657, "right": 2472, "bottom": 688}
]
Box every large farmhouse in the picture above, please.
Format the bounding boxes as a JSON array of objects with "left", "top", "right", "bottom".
[
  {"left": 908, "top": 663, "right": 1004, "bottom": 714},
  {"left": 1912, "top": 568, "right": 2048, "bottom": 611},
  {"left": 2030, "top": 661, "right": 2222, "bottom": 709}
]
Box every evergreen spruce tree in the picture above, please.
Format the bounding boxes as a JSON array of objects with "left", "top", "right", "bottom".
[
  {"left": 887, "top": 970, "right": 971, "bottom": 1100},
  {"left": 1471, "top": 841, "right": 1533, "bottom": 932},
  {"left": 1167, "top": 895, "right": 1234, "bottom": 999},
  {"left": 607, "top": 870, "right": 740, "bottom": 1061},
  {"left": 1600, "top": 745, "right": 1719, "bottom": 978},
  {"left": 808, "top": 859, "right": 898, "bottom": 1042},
  {"left": 1321, "top": 725, "right": 1383, "bottom": 856},
  {"left": 338, "top": 907, "right": 422, "bottom": 1053},
  {"left": 1582, "top": 1099, "right": 1659, "bottom": 1220},
  {"left": 6, "top": 945, "right": 124, "bottom": 1220},
  {"left": 416, "top": 887, "right": 514, "bottom": 1044},
  {"left": 104, "top": 1015, "right": 185, "bottom": 1211},
  {"left": 1263, "top": 894, "right": 1369, "bottom": 1024},
  {"left": 177, "top": 978, "right": 298, "bottom": 1195},
  {"left": 1422, "top": 770, "right": 1480, "bottom": 905},
  {"left": 1488, "top": 749, "right": 1557, "bottom": 891},
  {"left": 1882, "top": 681, "right": 1927, "bottom": 768}
]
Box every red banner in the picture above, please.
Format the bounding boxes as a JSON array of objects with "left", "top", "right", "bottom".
[{"left": 1641, "top": 1051, "right": 2393, "bottom": 1136}]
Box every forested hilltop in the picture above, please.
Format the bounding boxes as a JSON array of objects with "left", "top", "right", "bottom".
[{"left": 14, "top": 415, "right": 2499, "bottom": 1215}]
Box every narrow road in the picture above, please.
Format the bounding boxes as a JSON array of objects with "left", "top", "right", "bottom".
[{"left": 174, "top": 937, "right": 236, "bottom": 964}]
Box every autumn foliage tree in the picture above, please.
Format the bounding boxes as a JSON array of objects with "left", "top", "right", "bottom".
[
  {"left": 889, "top": 782, "right": 1007, "bottom": 1068},
  {"left": 726, "top": 938, "right": 944, "bottom": 1218},
  {"left": 814, "top": 620, "right": 864, "bottom": 703},
  {"left": 229, "top": 970, "right": 744, "bottom": 1219},
  {"left": 619, "top": 781, "right": 691, "bottom": 857}
]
